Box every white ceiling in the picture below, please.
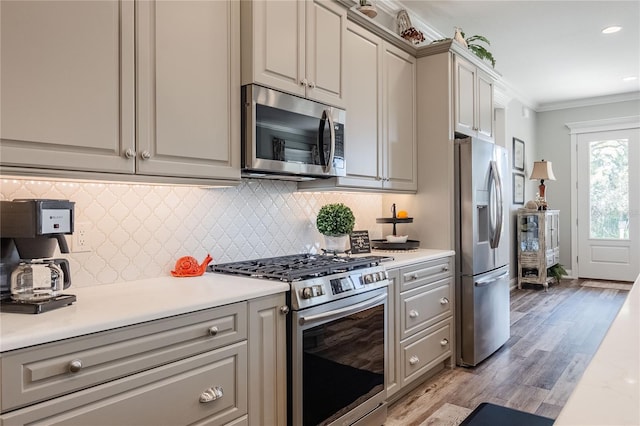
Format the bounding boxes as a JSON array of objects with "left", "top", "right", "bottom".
[{"left": 392, "top": 0, "right": 640, "bottom": 110}]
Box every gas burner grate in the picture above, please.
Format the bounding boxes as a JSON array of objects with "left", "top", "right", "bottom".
[{"left": 210, "top": 254, "right": 392, "bottom": 282}]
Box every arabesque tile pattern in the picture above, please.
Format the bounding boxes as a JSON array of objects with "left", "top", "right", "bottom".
[{"left": 1, "top": 178, "right": 383, "bottom": 287}]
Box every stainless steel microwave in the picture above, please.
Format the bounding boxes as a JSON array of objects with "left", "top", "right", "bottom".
[{"left": 241, "top": 84, "right": 346, "bottom": 181}]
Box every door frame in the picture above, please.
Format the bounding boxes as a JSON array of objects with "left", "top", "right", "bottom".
[{"left": 566, "top": 115, "right": 640, "bottom": 278}]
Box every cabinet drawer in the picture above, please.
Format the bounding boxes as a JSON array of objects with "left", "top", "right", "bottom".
[
  {"left": 400, "top": 319, "right": 452, "bottom": 388},
  {"left": 1, "top": 302, "right": 247, "bottom": 412},
  {"left": 400, "top": 257, "right": 452, "bottom": 292},
  {"left": 1, "top": 342, "right": 248, "bottom": 426},
  {"left": 400, "top": 277, "right": 452, "bottom": 340}
]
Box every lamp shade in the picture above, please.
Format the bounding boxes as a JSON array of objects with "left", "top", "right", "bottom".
[{"left": 530, "top": 160, "right": 556, "bottom": 181}]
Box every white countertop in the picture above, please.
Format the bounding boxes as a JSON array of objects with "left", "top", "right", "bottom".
[
  {"left": 0, "top": 249, "right": 454, "bottom": 352},
  {"left": 554, "top": 274, "right": 639, "bottom": 426},
  {"left": 0, "top": 274, "right": 289, "bottom": 352}
]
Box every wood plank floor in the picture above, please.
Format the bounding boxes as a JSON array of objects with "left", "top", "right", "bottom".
[{"left": 386, "top": 279, "right": 630, "bottom": 425}]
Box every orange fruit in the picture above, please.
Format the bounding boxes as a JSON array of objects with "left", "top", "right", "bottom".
[{"left": 397, "top": 210, "right": 409, "bottom": 219}]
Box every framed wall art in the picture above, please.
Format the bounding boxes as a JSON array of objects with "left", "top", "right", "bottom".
[
  {"left": 513, "top": 137, "right": 525, "bottom": 171},
  {"left": 513, "top": 172, "right": 525, "bottom": 204}
]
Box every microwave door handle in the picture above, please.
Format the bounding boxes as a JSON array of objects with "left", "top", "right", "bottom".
[
  {"left": 325, "top": 109, "right": 336, "bottom": 173},
  {"left": 317, "top": 112, "right": 327, "bottom": 168}
]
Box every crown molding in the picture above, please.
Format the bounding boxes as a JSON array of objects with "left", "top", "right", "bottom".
[{"left": 536, "top": 92, "right": 640, "bottom": 112}]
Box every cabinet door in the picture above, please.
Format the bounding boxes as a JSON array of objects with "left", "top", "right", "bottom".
[
  {"left": 0, "top": 0, "right": 135, "bottom": 174},
  {"left": 341, "top": 21, "right": 383, "bottom": 189},
  {"left": 383, "top": 43, "right": 417, "bottom": 191},
  {"left": 136, "top": 0, "right": 240, "bottom": 180},
  {"left": 453, "top": 55, "right": 476, "bottom": 137},
  {"left": 476, "top": 70, "right": 494, "bottom": 141},
  {"left": 305, "top": 0, "right": 346, "bottom": 107},
  {"left": 247, "top": 294, "right": 287, "bottom": 426},
  {"left": 242, "top": 0, "right": 305, "bottom": 97}
]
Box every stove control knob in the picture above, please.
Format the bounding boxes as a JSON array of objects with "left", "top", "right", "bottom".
[
  {"left": 302, "top": 287, "right": 314, "bottom": 299},
  {"left": 364, "top": 274, "right": 374, "bottom": 284}
]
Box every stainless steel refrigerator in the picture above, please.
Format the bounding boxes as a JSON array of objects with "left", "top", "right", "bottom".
[{"left": 455, "top": 136, "right": 510, "bottom": 367}]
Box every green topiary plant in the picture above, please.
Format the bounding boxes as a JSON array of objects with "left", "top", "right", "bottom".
[
  {"left": 316, "top": 203, "right": 355, "bottom": 236},
  {"left": 547, "top": 263, "right": 568, "bottom": 283}
]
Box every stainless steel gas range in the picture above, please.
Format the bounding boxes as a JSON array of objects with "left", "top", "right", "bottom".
[{"left": 211, "top": 254, "right": 392, "bottom": 426}]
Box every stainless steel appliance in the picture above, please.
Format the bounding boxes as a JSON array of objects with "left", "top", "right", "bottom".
[
  {"left": 0, "top": 199, "right": 76, "bottom": 313},
  {"left": 241, "top": 84, "right": 346, "bottom": 181},
  {"left": 211, "top": 254, "right": 391, "bottom": 426},
  {"left": 454, "top": 137, "right": 510, "bottom": 367}
]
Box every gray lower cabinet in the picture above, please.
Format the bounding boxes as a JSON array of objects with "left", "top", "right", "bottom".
[
  {"left": 386, "top": 256, "right": 454, "bottom": 400},
  {"left": 1, "top": 296, "right": 286, "bottom": 426}
]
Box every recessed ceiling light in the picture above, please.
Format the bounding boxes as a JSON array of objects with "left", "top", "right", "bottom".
[
  {"left": 602, "top": 26, "right": 622, "bottom": 34},
  {"left": 622, "top": 76, "right": 638, "bottom": 82}
]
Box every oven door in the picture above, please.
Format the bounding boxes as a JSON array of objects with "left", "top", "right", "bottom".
[{"left": 290, "top": 288, "right": 387, "bottom": 426}]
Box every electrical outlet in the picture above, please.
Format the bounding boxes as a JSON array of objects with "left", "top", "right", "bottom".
[{"left": 72, "top": 222, "right": 91, "bottom": 253}]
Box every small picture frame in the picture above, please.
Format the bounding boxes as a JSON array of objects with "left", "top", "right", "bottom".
[
  {"left": 349, "top": 230, "right": 371, "bottom": 254},
  {"left": 513, "top": 137, "right": 525, "bottom": 171},
  {"left": 513, "top": 172, "right": 525, "bottom": 205}
]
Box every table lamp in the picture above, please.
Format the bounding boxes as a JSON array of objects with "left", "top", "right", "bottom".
[{"left": 530, "top": 160, "right": 556, "bottom": 208}]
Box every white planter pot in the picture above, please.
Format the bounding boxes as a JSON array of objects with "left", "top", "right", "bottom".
[{"left": 323, "top": 235, "right": 349, "bottom": 253}]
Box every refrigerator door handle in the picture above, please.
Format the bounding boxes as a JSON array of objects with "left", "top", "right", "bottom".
[
  {"left": 489, "top": 160, "right": 504, "bottom": 249},
  {"left": 475, "top": 272, "right": 509, "bottom": 287}
]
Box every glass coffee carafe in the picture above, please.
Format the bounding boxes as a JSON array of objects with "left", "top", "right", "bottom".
[{"left": 10, "top": 259, "right": 70, "bottom": 302}]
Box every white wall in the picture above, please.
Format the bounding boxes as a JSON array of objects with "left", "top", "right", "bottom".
[
  {"left": 536, "top": 98, "right": 640, "bottom": 269},
  {"left": 504, "top": 99, "right": 538, "bottom": 281}
]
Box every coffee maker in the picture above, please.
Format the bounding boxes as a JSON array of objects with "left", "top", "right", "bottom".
[{"left": 0, "top": 199, "right": 76, "bottom": 313}]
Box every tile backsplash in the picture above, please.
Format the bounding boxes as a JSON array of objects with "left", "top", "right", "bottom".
[{"left": 1, "top": 178, "right": 384, "bottom": 287}]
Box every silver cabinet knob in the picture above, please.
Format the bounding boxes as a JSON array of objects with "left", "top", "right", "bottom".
[
  {"left": 140, "top": 150, "right": 151, "bottom": 160},
  {"left": 409, "top": 273, "right": 419, "bottom": 281},
  {"left": 199, "top": 386, "right": 224, "bottom": 403},
  {"left": 280, "top": 305, "right": 290, "bottom": 315},
  {"left": 208, "top": 326, "right": 219, "bottom": 336},
  {"left": 300, "top": 78, "right": 308, "bottom": 86},
  {"left": 409, "top": 355, "right": 420, "bottom": 366},
  {"left": 440, "top": 297, "right": 450, "bottom": 305},
  {"left": 440, "top": 338, "right": 449, "bottom": 347},
  {"left": 409, "top": 309, "right": 419, "bottom": 319},
  {"left": 308, "top": 81, "right": 316, "bottom": 88},
  {"left": 68, "top": 359, "right": 83, "bottom": 373},
  {"left": 124, "top": 148, "right": 136, "bottom": 159},
  {"left": 441, "top": 265, "right": 449, "bottom": 272}
]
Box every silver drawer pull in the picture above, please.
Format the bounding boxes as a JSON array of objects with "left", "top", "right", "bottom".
[
  {"left": 280, "top": 305, "right": 290, "bottom": 315},
  {"left": 199, "top": 386, "right": 224, "bottom": 403},
  {"left": 409, "top": 309, "right": 419, "bottom": 319},
  {"left": 440, "top": 338, "right": 449, "bottom": 347},
  {"left": 409, "top": 355, "right": 420, "bottom": 366},
  {"left": 68, "top": 359, "right": 83, "bottom": 373},
  {"left": 208, "top": 326, "right": 219, "bottom": 336},
  {"left": 409, "top": 273, "right": 419, "bottom": 281},
  {"left": 441, "top": 265, "right": 449, "bottom": 272},
  {"left": 440, "top": 297, "right": 449, "bottom": 305}
]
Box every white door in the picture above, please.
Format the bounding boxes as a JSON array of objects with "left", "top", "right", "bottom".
[{"left": 577, "top": 128, "right": 640, "bottom": 281}]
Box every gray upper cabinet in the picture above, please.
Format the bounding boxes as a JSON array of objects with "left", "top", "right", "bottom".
[
  {"left": 299, "top": 20, "right": 417, "bottom": 193},
  {"left": 454, "top": 54, "right": 495, "bottom": 141},
  {"left": 0, "top": 0, "right": 240, "bottom": 185},
  {"left": 241, "top": 0, "right": 346, "bottom": 108},
  {"left": 0, "top": 1, "right": 136, "bottom": 175}
]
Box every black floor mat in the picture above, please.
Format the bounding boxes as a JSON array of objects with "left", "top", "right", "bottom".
[{"left": 460, "top": 402, "right": 555, "bottom": 426}]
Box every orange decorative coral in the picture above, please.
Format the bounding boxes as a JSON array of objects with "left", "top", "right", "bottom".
[{"left": 171, "top": 254, "right": 213, "bottom": 277}]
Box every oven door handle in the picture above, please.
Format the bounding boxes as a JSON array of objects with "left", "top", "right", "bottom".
[{"left": 298, "top": 292, "right": 386, "bottom": 326}]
